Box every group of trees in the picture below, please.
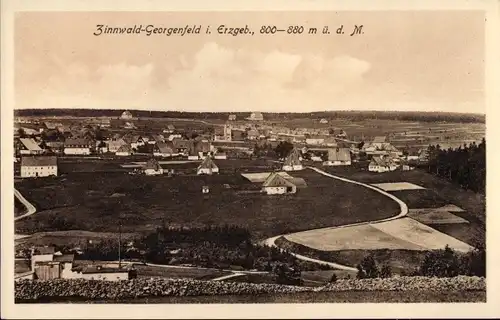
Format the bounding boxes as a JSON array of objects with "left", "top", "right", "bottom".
[
  {"left": 355, "top": 245, "right": 486, "bottom": 279},
  {"left": 78, "top": 225, "right": 331, "bottom": 274},
  {"left": 425, "top": 138, "right": 486, "bottom": 193}
]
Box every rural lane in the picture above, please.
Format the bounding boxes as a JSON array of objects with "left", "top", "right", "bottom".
[
  {"left": 14, "top": 188, "right": 36, "bottom": 222},
  {"left": 262, "top": 166, "right": 409, "bottom": 271}
]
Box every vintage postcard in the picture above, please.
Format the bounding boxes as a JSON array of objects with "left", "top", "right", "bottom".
[{"left": 1, "top": 0, "right": 499, "bottom": 318}]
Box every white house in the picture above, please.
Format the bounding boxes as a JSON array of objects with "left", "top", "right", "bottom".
[
  {"left": 262, "top": 172, "right": 297, "bottom": 195},
  {"left": 282, "top": 149, "right": 303, "bottom": 171},
  {"left": 228, "top": 114, "right": 237, "bottom": 121},
  {"left": 323, "top": 148, "right": 352, "bottom": 166},
  {"left": 247, "top": 112, "right": 264, "bottom": 121},
  {"left": 115, "top": 144, "right": 132, "bottom": 156},
  {"left": 197, "top": 156, "right": 219, "bottom": 175},
  {"left": 64, "top": 139, "right": 93, "bottom": 155},
  {"left": 319, "top": 118, "right": 328, "bottom": 124},
  {"left": 107, "top": 138, "right": 127, "bottom": 153},
  {"left": 143, "top": 158, "right": 164, "bottom": 175},
  {"left": 305, "top": 138, "right": 325, "bottom": 146},
  {"left": 368, "top": 156, "right": 399, "bottom": 173},
  {"left": 20, "top": 156, "right": 58, "bottom": 178}
]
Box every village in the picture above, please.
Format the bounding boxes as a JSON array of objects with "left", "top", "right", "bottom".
[{"left": 12, "top": 110, "right": 440, "bottom": 283}]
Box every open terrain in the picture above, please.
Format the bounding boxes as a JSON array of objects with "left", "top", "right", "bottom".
[
  {"left": 14, "top": 166, "right": 400, "bottom": 240},
  {"left": 319, "top": 167, "right": 485, "bottom": 246}
]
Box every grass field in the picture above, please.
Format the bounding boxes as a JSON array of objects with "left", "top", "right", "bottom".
[
  {"left": 14, "top": 230, "right": 138, "bottom": 250},
  {"left": 21, "top": 289, "right": 485, "bottom": 303},
  {"left": 320, "top": 168, "right": 485, "bottom": 246},
  {"left": 284, "top": 217, "right": 473, "bottom": 253},
  {"left": 15, "top": 168, "right": 400, "bottom": 239},
  {"left": 14, "top": 196, "right": 26, "bottom": 217},
  {"left": 276, "top": 236, "right": 430, "bottom": 274}
]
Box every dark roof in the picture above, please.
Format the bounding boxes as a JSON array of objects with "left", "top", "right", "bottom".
[
  {"left": 144, "top": 158, "right": 161, "bottom": 170},
  {"left": 21, "top": 156, "right": 57, "bottom": 167},
  {"left": 262, "top": 172, "right": 296, "bottom": 188},
  {"left": 197, "top": 156, "right": 218, "bottom": 170},
  {"left": 53, "top": 254, "right": 75, "bottom": 263},
  {"left": 33, "top": 246, "right": 56, "bottom": 255},
  {"left": 156, "top": 141, "right": 175, "bottom": 154},
  {"left": 64, "top": 138, "right": 93, "bottom": 147},
  {"left": 327, "top": 148, "right": 351, "bottom": 161}
]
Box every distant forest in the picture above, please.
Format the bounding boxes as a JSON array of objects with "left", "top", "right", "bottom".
[
  {"left": 426, "top": 138, "right": 486, "bottom": 194},
  {"left": 14, "top": 109, "right": 485, "bottom": 123}
]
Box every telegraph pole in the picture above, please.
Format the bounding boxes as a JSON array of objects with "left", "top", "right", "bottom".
[{"left": 118, "top": 219, "right": 122, "bottom": 269}]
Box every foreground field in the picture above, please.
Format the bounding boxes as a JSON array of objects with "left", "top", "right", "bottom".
[{"left": 15, "top": 168, "right": 399, "bottom": 239}]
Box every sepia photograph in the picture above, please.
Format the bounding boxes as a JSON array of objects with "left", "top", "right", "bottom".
[{"left": 1, "top": 0, "right": 499, "bottom": 318}]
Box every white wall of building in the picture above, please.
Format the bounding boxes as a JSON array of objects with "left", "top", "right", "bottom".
[
  {"left": 21, "top": 165, "right": 57, "bottom": 178},
  {"left": 64, "top": 148, "right": 90, "bottom": 155}
]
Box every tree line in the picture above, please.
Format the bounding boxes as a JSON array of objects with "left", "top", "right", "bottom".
[
  {"left": 15, "top": 109, "right": 484, "bottom": 124},
  {"left": 425, "top": 138, "right": 485, "bottom": 193},
  {"left": 356, "top": 245, "right": 485, "bottom": 279}
]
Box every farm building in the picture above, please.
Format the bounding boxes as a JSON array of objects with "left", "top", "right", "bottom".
[
  {"left": 45, "top": 141, "right": 64, "bottom": 154},
  {"left": 282, "top": 150, "right": 303, "bottom": 171},
  {"left": 228, "top": 114, "right": 237, "bottom": 121},
  {"left": 214, "top": 124, "right": 232, "bottom": 141},
  {"left": 172, "top": 138, "right": 193, "bottom": 155},
  {"left": 319, "top": 118, "right": 328, "bottom": 124},
  {"left": 20, "top": 156, "right": 57, "bottom": 178},
  {"left": 64, "top": 139, "right": 93, "bottom": 155},
  {"left": 15, "top": 271, "right": 35, "bottom": 282},
  {"left": 143, "top": 158, "right": 164, "bottom": 175},
  {"left": 43, "top": 121, "right": 64, "bottom": 131},
  {"left": 214, "top": 152, "right": 227, "bottom": 160},
  {"left": 163, "top": 124, "right": 176, "bottom": 133},
  {"left": 124, "top": 122, "right": 137, "bottom": 129},
  {"left": 106, "top": 138, "right": 127, "bottom": 153},
  {"left": 197, "top": 156, "right": 219, "bottom": 175},
  {"left": 149, "top": 134, "right": 165, "bottom": 144},
  {"left": 323, "top": 148, "right": 352, "bottom": 166},
  {"left": 16, "top": 138, "right": 44, "bottom": 155},
  {"left": 305, "top": 137, "right": 325, "bottom": 146},
  {"left": 247, "top": 112, "right": 264, "bottom": 121},
  {"left": 231, "top": 129, "right": 246, "bottom": 141},
  {"left": 188, "top": 140, "right": 212, "bottom": 160},
  {"left": 120, "top": 111, "right": 134, "bottom": 119},
  {"left": 368, "top": 156, "right": 399, "bottom": 173},
  {"left": 115, "top": 144, "right": 132, "bottom": 156},
  {"left": 323, "top": 137, "right": 338, "bottom": 147},
  {"left": 246, "top": 129, "right": 260, "bottom": 140},
  {"left": 262, "top": 172, "right": 297, "bottom": 195},
  {"left": 153, "top": 141, "right": 176, "bottom": 157}
]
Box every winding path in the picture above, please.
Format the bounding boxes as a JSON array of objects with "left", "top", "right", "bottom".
[
  {"left": 263, "top": 166, "right": 409, "bottom": 271},
  {"left": 14, "top": 188, "right": 36, "bottom": 222}
]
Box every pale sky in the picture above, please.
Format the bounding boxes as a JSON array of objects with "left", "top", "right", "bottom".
[{"left": 14, "top": 11, "right": 485, "bottom": 113}]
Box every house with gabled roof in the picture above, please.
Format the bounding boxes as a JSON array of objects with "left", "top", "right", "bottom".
[
  {"left": 189, "top": 140, "right": 212, "bottom": 160},
  {"left": 20, "top": 156, "right": 58, "bottom": 178},
  {"left": 197, "top": 156, "right": 219, "bottom": 175},
  {"left": 323, "top": 148, "right": 352, "bottom": 166},
  {"left": 262, "top": 172, "right": 297, "bottom": 195},
  {"left": 143, "top": 158, "right": 164, "bottom": 175},
  {"left": 115, "top": 144, "right": 132, "bottom": 156},
  {"left": 368, "top": 156, "right": 399, "bottom": 173},
  {"left": 153, "top": 141, "right": 176, "bottom": 157},
  {"left": 282, "top": 149, "right": 303, "bottom": 171},
  {"left": 106, "top": 138, "right": 127, "bottom": 153},
  {"left": 17, "top": 138, "right": 44, "bottom": 155},
  {"left": 64, "top": 138, "right": 93, "bottom": 155}
]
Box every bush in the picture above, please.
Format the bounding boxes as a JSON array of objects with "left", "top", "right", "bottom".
[
  {"left": 418, "top": 245, "right": 485, "bottom": 277},
  {"left": 356, "top": 255, "right": 379, "bottom": 279}
]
